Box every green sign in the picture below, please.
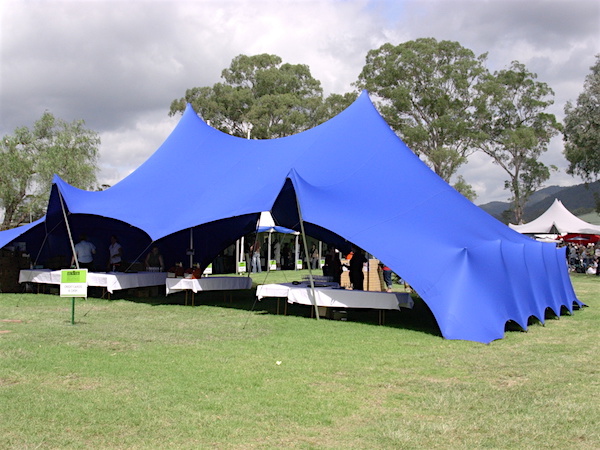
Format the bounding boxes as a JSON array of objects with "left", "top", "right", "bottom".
[
  {"left": 238, "top": 261, "right": 247, "bottom": 273},
  {"left": 60, "top": 269, "right": 88, "bottom": 298},
  {"left": 61, "top": 269, "right": 88, "bottom": 284}
]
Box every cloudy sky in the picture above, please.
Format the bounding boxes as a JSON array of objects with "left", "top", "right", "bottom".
[{"left": 1, "top": 0, "right": 598, "bottom": 205}]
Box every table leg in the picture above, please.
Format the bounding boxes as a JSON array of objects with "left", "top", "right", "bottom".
[{"left": 379, "top": 310, "right": 386, "bottom": 325}]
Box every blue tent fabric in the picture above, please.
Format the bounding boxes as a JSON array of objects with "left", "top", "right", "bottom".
[
  {"left": 257, "top": 226, "right": 297, "bottom": 234},
  {"left": 3, "top": 91, "right": 582, "bottom": 343},
  {"left": 0, "top": 217, "right": 45, "bottom": 250}
]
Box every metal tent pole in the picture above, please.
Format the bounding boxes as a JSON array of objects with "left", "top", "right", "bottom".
[
  {"left": 58, "top": 189, "right": 79, "bottom": 269},
  {"left": 295, "top": 195, "right": 319, "bottom": 320}
]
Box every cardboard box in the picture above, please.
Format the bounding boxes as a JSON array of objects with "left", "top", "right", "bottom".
[{"left": 340, "top": 259, "right": 384, "bottom": 291}]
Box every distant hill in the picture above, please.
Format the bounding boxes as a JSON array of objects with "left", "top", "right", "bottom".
[
  {"left": 478, "top": 180, "right": 600, "bottom": 223},
  {"left": 578, "top": 211, "right": 600, "bottom": 226}
]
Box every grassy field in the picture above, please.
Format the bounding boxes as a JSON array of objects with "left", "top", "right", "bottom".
[{"left": 1, "top": 271, "right": 598, "bottom": 449}]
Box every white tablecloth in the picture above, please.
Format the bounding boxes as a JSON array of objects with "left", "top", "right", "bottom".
[
  {"left": 19, "top": 269, "right": 168, "bottom": 294},
  {"left": 256, "top": 282, "right": 413, "bottom": 310},
  {"left": 165, "top": 276, "right": 253, "bottom": 295}
]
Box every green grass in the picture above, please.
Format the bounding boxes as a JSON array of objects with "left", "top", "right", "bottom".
[{"left": 1, "top": 272, "right": 599, "bottom": 448}]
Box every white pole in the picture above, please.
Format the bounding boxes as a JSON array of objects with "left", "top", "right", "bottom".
[
  {"left": 318, "top": 241, "right": 322, "bottom": 269},
  {"left": 267, "top": 232, "right": 272, "bottom": 270},
  {"left": 235, "top": 239, "right": 240, "bottom": 274},
  {"left": 240, "top": 236, "right": 245, "bottom": 273},
  {"left": 294, "top": 235, "right": 299, "bottom": 270}
]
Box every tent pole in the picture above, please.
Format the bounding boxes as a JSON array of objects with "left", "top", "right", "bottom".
[
  {"left": 294, "top": 235, "right": 299, "bottom": 270},
  {"left": 267, "top": 231, "right": 272, "bottom": 270},
  {"left": 57, "top": 189, "right": 79, "bottom": 269},
  {"left": 240, "top": 237, "right": 245, "bottom": 274},
  {"left": 235, "top": 239, "right": 240, "bottom": 274},
  {"left": 295, "top": 196, "right": 319, "bottom": 320},
  {"left": 318, "top": 241, "right": 322, "bottom": 270}
]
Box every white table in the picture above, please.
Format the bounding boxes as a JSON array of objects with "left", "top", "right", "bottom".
[
  {"left": 19, "top": 269, "right": 168, "bottom": 295},
  {"left": 165, "top": 276, "right": 253, "bottom": 305},
  {"left": 256, "top": 282, "right": 413, "bottom": 323}
]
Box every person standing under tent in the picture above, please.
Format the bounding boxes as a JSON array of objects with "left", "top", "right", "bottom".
[
  {"left": 348, "top": 246, "right": 367, "bottom": 290},
  {"left": 145, "top": 246, "right": 164, "bottom": 271},
  {"left": 324, "top": 247, "right": 342, "bottom": 284},
  {"left": 380, "top": 262, "right": 393, "bottom": 292},
  {"left": 282, "top": 242, "right": 292, "bottom": 269},
  {"left": 310, "top": 243, "right": 319, "bottom": 269},
  {"left": 107, "top": 235, "right": 123, "bottom": 271},
  {"left": 250, "top": 239, "right": 262, "bottom": 273},
  {"left": 71, "top": 234, "right": 96, "bottom": 270},
  {"left": 273, "top": 239, "right": 281, "bottom": 269}
]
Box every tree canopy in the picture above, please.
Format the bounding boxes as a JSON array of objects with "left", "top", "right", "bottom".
[
  {"left": 563, "top": 55, "right": 600, "bottom": 183},
  {"left": 169, "top": 54, "right": 330, "bottom": 139},
  {"left": 356, "top": 38, "right": 488, "bottom": 194},
  {"left": 476, "top": 61, "right": 561, "bottom": 223},
  {"left": 0, "top": 112, "right": 99, "bottom": 229}
]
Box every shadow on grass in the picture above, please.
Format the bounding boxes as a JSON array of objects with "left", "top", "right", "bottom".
[
  {"left": 98, "top": 284, "right": 587, "bottom": 341},
  {"left": 97, "top": 284, "right": 444, "bottom": 339}
]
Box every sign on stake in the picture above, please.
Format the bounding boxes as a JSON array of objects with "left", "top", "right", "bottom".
[{"left": 60, "top": 269, "right": 88, "bottom": 324}]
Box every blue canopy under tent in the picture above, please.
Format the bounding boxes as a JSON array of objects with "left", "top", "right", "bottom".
[{"left": 0, "top": 91, "right": 583, "bottom": 343}]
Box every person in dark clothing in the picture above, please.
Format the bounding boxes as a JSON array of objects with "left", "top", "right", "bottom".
[
  {"left": 348, "top": 246, "right": 367, "bottom": 290},
  {"left": 324, "top": 247, "right": 343, "bottom": 284},
  {"left": 145, "top": 246, "right": 164, "bottom": 271}
]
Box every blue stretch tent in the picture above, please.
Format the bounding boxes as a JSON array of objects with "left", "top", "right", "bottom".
[
  {"left": 1, "top": 91, "right": 582, "bottom": 343},
  {"left": 0, "top": 218, "right": 45, "bottom": 247}
]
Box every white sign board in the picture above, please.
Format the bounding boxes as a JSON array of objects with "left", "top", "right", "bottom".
[{"left": 60, "top": 269, "right": 88, "bottom": 297}]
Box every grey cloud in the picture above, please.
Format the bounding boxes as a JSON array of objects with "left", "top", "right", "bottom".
[
  {"left": 1, "top": 1, "right": 217, "bottom": 132},
  {"left": 1, "top": 0, "right": 598, "bottom": 204}
]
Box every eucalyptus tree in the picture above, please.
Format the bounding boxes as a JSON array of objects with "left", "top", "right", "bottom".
[
  {"left": 314, "top": 92, "right": 359, "bottom": 124},
  {"left": 563, "top": 55, "right": 600, "bottom": 184},
  {"left": 476, "top": 61, "right": 561, "bottom": 224},
  {"left": 0, "top": 112, "right": 99, "bottom": 229},
  {"left": 356, "top": 38, "right": 489, "bottom": 194},
  {"left": 169, "top": 54, "right": 325, "bottom": 139}
]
